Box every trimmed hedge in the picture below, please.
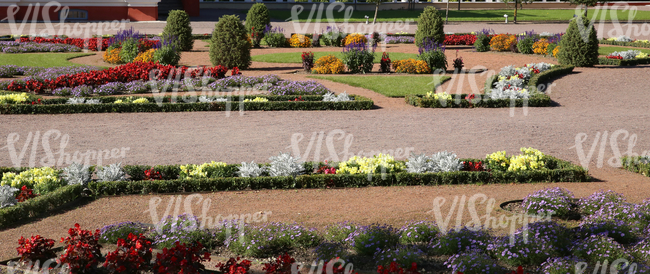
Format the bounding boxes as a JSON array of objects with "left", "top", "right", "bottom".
[
  {"left": 527, "top": 65, "right": 575, "bottom": 93},
  {"left": 0, "top": 95, "right": 374, "bottom": 114},
  {"left": 0, "top": 184, "right": 83, "bottom": 230},
  {"left": 89, "top": 157, "right": 589, "bottom": 196},
  {"left": 621, "top": 156, "right": 650, "bottom": 177},
  {"left": 597, "top": 57, "right": 650, "bottom": 66},
  {"left": 599, "top": 39, "right": 650, "bottom": 48},
  {"left": 405, "top": 93, "right": 551, "bottom": 108}
]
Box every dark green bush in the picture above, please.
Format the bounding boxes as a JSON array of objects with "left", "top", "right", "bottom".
[
  {"left": 517, "top": 37, "right": 535, "bottom": 54},
  {"left": 341, "top": 44, "right": 375, "bottom": 73},
  {"left": 162, "top": 10, "right": 194, "bottom": 51},
  {"left": 415, "top": 7, "right": 445, "bottom": 47},
  {"left": 210, "top": 15, "right": 252, "bottom": 69},
  {"left": 245, "top": 3, "right": 270, "bottom": 48},
  {"left": 119, "top": 39, "right": 139, "bottom": 63},
  {"left": 0, "top": 184, "right": 83, "bottom": 229},
  {"left": 321, "top": 28, "right": 346, "bottom": 47},
  {"left": 153, "top": 43, "right": 181, "bottom": 66},
  {"left": 474, "top": 34, "right": 491, "bottom": 52},
  {"left": 557, "top": 16, "right": 599, "bottom": 67},
  {"left": 263, "top": 32, "right": 286, "bottom": 48}
]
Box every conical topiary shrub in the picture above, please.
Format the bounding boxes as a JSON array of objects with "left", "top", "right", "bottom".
[
  {"left": 162, "top": 10, "right": 194, "bottom": 51},
  {"left": 557, "top": 16, "right": 599, "bottom": 67},
  {"left": 415, "top": 7, "right": 445, "bottom": 47},
  {"left": 210, "top": 15, "right": 251, "bottom": 69},
  {"left": 245, "top": 3, "right": 270, "bottom": 48}
]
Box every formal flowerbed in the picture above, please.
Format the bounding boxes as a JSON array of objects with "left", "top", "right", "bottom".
[
  {"left": 600, "top": 36, "right": 650, "bottom": 48},
  {"left": 473, "top": 29, "right": 564, "bottom": 58},
  {"left": 17, "top": 36, "right": 159, "bottom": 52},
  {"left": 4, "top": 186, "right": 649, "bottom": 274},
  {"left": 598, "top": 49, "right": 650, "bottom": 66},
  {"left": 0, "top": 148, "right": 588, "bottom": 229},
  {"left": 406, "top": 63, "right": 574, "bottom": 108}
]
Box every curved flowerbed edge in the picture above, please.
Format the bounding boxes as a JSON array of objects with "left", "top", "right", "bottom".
[
  {"left": 0, "top": 95, "right": 374, "bottom": 114},
  {"left": 0, "top": 156, "right": 589, "bottom": 230}
]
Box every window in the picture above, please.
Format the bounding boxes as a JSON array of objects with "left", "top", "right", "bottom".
[{"left": 61, "top": 9, "right": 88, "bottom": 20}]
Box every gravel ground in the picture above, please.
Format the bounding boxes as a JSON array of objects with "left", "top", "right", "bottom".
[{"left": 1, "top": 34, "right": 650, "bottom": 262}]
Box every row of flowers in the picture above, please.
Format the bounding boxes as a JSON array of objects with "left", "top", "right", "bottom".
[
  {"left": 606, "top": 49, "right": 649, "bottom": 60},
  {"left": 10, "top": 187, "right": 650, "bottom": 273},
  {"left": 0, "top": 148, "right": 549, "bottom": 200},
  {"left": 17, "top": 35, "right": 160, "bottom": 52},
  {"left": 0, "top": 65, "right": 99, "bottom": 80},
  {"left": 0, "top": 41, "right": 81, "bottom": 53},
  {"left": 475, "top": 29, "right": 564, "bottom": 58},
  {"left": 2, "top": 62, "right": 235, "bottom": 94}
]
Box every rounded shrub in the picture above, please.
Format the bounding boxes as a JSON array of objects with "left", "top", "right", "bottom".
[
  {"left": 351, "top": 224, "right": 399, "bottom": 256},
  {"left": 546, "top": 43, "right": 558, "bottom": 56},
  {"left": 540, "top": 256, "right": 588, "bottom": 274},
  {"left": 341, "top": 42, "right": 374, "bottom": 74},
  {"left": 488, "top": 221, "right": 573, "bottom": 266},
  {"left": 245, "top": 3, "right": 270, "bottom": 48},
  {"left": 517, "top": 36, "right": 536, "bottom": 54},
  {"left": 522, "top": 187, "right": 574, "bottom": 218},
  {"left": 398, "top": 221, "right": 440, "bottom": 245},
  {"left": 572, "top": 234, "right": 631, "bottom": 263},
  {"left": 557, "top": 16, "right": 599, "bottom": 67},
  {"left": 415, "top": 7, "right": 445, "bottom": 47},
  {"left": 119, "top": 39, "right": 139, "bottom": 63},
  {"left": 210, "top": 15, "right": 251, "bottom": 69},
  {"left": 473, "top": 33, "right": 491, "bottom": 52},
  {"left": 162, "top": 10, "right": 194, "bottom": 51},
  {"left": 432, "top": 226, "right": 492, "bottom": 255},
  {"left": 444, "top": 249, "right": 507, "bottom": 274}
]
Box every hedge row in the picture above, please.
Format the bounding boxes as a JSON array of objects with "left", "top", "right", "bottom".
[
  {"left": 90, "top": 159, "right": 589, "bottom": 196},
  {"left": 621, "top": 156, "right": 650, "bottom": 177},
  {"left": 0, "top": 95, "right": 374, "bottom": 114},
  {"left": 405, "top": 93, "right": 551, "bottom": 108},
  {"left": 0, "top": 184, "right": 83, "bottom": 230},
  {"left": 597, "top": 57, "right": 650, "bottom": 66},
  {"left": 599, "top": 39, "right": 650, "bottom": 48}
]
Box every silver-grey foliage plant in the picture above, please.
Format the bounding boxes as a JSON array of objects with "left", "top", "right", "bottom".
[
  {"left": 0, "top": 185, "right": 18, "bottom": 208},
  {"left": 238, "top": 161, "right": 266, "bottom": 177},
  {"left": 62, "top": 162, "right": 92, "bottom": 185},
  {"left": 406, "top": 153, "right": 436, "bottom": 173},
  {"left": 323, "top": 92, "right": 352, "bottom": 102},
  {"left": 430, "top": 151, "right": 463, "bottom": 172},
  {"left": 96, "top": 162, "right": 127, "bottom": 182},
  {"left": 267, "top": 152, "right": 305, "bottom": 177}
]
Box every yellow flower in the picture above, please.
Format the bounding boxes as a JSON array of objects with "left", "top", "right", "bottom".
[
  {"left": 132, "top": 98, "right": 149, "bottom": 104},
  {"left": 312, "top": 55, "right": 344, "bottom": 74},
  {"left": 0, "top": 93, "right": 29, "bottom": 104},
  {"left": 243, "top": 97, "right": 269, "bottom": 102},
  {"left": 114, "top": 99, "right": 124, "bottom": 104}
]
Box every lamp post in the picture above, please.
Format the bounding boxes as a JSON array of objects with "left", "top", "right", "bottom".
[{"left": 504, "top": 14, "right": 508, "bottom": 23}]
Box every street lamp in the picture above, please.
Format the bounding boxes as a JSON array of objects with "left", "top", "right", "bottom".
[{"left": 504, "top": 14, "right": 508, "bottom": 24}]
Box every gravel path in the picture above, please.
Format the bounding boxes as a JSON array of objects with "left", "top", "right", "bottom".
[{"left": 1, "top": 36, "right": 650, "bottom": 262}]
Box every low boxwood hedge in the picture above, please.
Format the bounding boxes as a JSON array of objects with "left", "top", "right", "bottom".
[
  {"left": 405, "top": 93, "right": 551, "bottom": 108},
  {"left": 0, "top": 184, "right": 83, "bottom": 230},
  {"left": 598, "top": 57, "right": 650, "bottom": 66},
  {"left": 599, "top": 39, "right": 650, "bottom": 48},
  {"left": 0, "top": 95, "right": 374, "bottom": 114}
]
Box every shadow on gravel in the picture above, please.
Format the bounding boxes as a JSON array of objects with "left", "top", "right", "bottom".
[{"left": 250, "top": 66, "right": 303, "bottom": 71}]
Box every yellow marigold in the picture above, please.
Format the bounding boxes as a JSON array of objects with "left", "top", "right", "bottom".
[
  {"left": 133, "top": 49, "right": 156, "bottom": 63},
  {"left": 289, "top": 34, "right": 311, "bottom": 48},
  {"left": 552, "top": 46, "right": 561, "bottom": 58},
  {"left": 343, "top": 33, "right": 368, "bottom": 46},
  {"left": 103, "top": 47, "right": 123, "bottom": 64},
  {"left": 532, "top": 39, "right": 550, "bottom": 55},
  {"left": 312, "top": 55, "right": 344, "bottom": 74},
  {"left": 490, "top": 34, "right": 517, "bottom": 52},
  {"left": 392, "top": 59, "right": 431, "bottom": 74}
]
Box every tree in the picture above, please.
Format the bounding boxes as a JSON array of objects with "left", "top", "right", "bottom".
[
  {"left": 557, "top": 16, "right": 599, "bottom": 67},
  {"left": 564, "top": 0, "right": 608, "bottom": 17},
  {"left": 210, "top": 15, "right": 251, "bottom": 69},
  {"left": 162, "top": 10, "right": 193, "bottom": 51},
  {"left": 501, "top": 0, "right": 533, "bottom": 23},
  {"left": 367, "top": 0, "right": 381, "bottom": 24},
  {"left": 245, "top": 3, "right": 270, "bottom": 47},
  {"left": 415, "top": 7, "right": 445, "bottom": 46}
]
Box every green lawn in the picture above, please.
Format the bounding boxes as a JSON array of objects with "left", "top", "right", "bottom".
[
  {"left": 308, "top": 75, "right": 450, "bottom": 97},
  {"left": 598, "top": 46, "right": 650, "bottom": 56},
  {"left": 270, "top": 9, "right": 650, "bottom": 23},
  {"left": 0, "top": 53, "right": 95, "bottom": 67},
  {"left": 252, "top": 52, "right": 418, "bottom": 63}
]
